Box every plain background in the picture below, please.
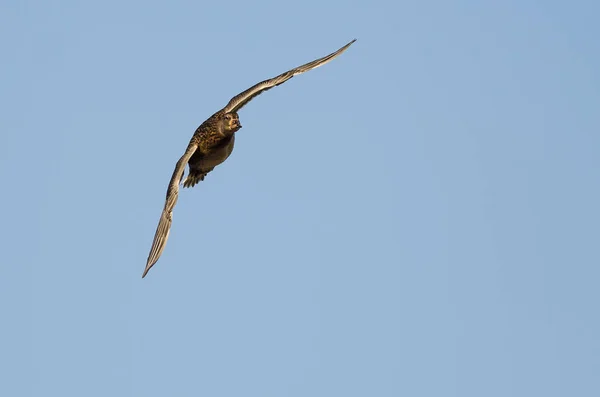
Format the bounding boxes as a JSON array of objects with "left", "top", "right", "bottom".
[{"left": 2, "top": 0, "right": 599, "bottom": 396}]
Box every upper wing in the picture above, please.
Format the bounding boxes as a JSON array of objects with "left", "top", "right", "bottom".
[
  {"left": 223, "top": 39, "right": 356, "bottom": 114},
  {"left": 142, "top": 142, "right": 198, "bottom": 278}
]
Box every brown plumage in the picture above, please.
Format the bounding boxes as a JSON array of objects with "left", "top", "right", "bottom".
[{"left": 142, "top": 39, "right": 356, "bottom": 278}]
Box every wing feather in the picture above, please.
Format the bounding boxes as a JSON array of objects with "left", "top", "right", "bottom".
[
  {"left": 142, "top": 143, "right": 198, "bottom": 278},
  {"left": 223, "top": 39, "right": 356, "bottom": 113}
]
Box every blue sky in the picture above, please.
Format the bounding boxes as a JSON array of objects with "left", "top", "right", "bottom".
[{"left": 2, "top": 0, "right": 599, "bottom": 396}]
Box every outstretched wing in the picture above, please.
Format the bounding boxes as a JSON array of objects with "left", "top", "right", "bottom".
[
  {"left": 223, "top": 39, "right": 356, "bottom": 114},
  {"left": 143, "top": 143, "right": 198, "bottom": 278}
]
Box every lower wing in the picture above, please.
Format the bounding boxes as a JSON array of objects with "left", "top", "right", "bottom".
[{"left": 143, "top": 142, "right": 198, "bottom": 278}]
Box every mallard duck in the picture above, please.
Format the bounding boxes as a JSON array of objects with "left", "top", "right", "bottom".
[{"left": 143, "top": 39, "right": 356, "bottom": 278}]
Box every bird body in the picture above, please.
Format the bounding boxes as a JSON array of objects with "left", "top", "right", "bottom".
[
  {"left": 183, "top": 111, "right": 240, "bottom": 188},
  {"left": 143, "top": 39, "right": 356, "bottom": 278}
]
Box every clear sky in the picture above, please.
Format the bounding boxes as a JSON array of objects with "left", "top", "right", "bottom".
[{"left": 2, "top": 0, "right": 599, "bottom": 396}]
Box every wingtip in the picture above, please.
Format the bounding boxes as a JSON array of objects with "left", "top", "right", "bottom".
[
  {"left": 344, "top": 39, "right": 357, "bottom": 49},
  {"left": 141, "top": 263, "right": 152, "bottom": 278}
]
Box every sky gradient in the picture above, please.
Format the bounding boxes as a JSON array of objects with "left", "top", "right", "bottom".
[{"left": 2, "top": 1, "right": 599, "bottom": 396}]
